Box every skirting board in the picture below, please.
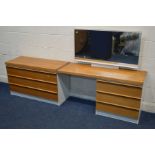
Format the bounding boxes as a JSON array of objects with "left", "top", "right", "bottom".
[
  {"left": 11, "top": 91, "right": 63, "bottom": 106},
  {"left": 0, "top": 75, "right": 8, "bottom": 83},
  {"left": 96, "top": 110, "right": 139, "bottom": 124},
  {"left": 70, "top": 92, "right": 96, "bottom": 102},
  {"left": 142, "top": 101, "right": 155, "bottom": 113}
]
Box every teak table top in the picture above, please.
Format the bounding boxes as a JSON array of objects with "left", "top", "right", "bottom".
[
  {"left": 6, "top": 56, "right": 68, "bottom": 73},
  {"left": 58, "top": 63, "right": 147, "bottom": 86},
  {"left": 6, "top": 57, "right": 147, "bottom": 86}
]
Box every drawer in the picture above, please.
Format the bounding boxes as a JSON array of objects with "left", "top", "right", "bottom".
[
  {"left": 96, "top": 92, "right": 140, "bottom": 110},
  {"left": 7, "top": 67, "right": 57, "bottom": 83},
  {"left": 8, "top": 76, "right": 57, "bottom": 93},
  {"left": 96, "top": 102, "right": 139, "bottom": 119},
  {"left": 97, "top": 80, "right": 142, "bottom": 98},
  {"left": 10, "top": 85, "right": 58, "bottom": 101}
]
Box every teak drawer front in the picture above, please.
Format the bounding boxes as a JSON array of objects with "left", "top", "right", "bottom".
[
  {"left": 96, "top": 92, "right": 140, "bottom": 110},
  {"left": 7, "top": 67, "right": 57, "bottom": 83},
  {"left": 96, "top": 102, "right": 139, "bottom": 119},
  {"left": 97, "top": 80, "right": 142, "bottom": 98},
  {"left": 10, "top": 85, "right": 58, "bottom": 101},
  {"left": 8, "top": 76, "right": 57, "bottom": 93}
]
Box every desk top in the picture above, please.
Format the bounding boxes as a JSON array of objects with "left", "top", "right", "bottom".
[
  {"left": 6, "top": 56, "right": 68, "bottom": 73},
  {"left": 58, "top": 63, "right": 147, "bottom": 86}
]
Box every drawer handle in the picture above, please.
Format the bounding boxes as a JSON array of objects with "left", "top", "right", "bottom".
[
  {"left": 8, "top": 74, "right": 57, "bottom": 85},
  {"left": 97, "top": 80, "right": 142, "bottom": 88},
  {"left": 96, "top": 100, "right": 139, "bottom": 111},
  {"left": 10, "top": 83, "right": 57, "bottom": 94},
  {"left": 7, "top": 66, "right": 56, "bottom": 75},
  {"left": 96, "top": 90, "right": 141, "bottom": 100}
]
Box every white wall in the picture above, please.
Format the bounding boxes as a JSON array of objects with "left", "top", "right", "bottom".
[{"left": 0, "top": 26, "right": 155, "bottom": 112}]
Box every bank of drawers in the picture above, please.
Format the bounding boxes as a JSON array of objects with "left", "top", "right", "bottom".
[
  {"left": 7, "top": 67, "right": 58, "bottom": 101},
  {"left": 96, "top": 80, "right": 142, "bottom": 120}
]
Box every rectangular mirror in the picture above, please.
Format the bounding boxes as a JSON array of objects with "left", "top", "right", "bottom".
[{"left": 75, "top": 29, "right": 142, "bottom": 66}]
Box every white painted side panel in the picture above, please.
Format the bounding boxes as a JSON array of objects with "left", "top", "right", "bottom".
[{"left": 57, "top": 74, "right": 70, "bottom": 104}]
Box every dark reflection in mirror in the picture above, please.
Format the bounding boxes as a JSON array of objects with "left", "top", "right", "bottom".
[{"left": 75, "top": 30, "right": 141, "bottom": 65}]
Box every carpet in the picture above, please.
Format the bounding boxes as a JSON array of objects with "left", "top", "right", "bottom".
[{"left": 0, "top": 82, "right": 155, "bottom": 129}]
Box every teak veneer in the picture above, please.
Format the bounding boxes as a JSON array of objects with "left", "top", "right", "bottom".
[
  {"left": 6, "top": 56, "right": 68, "bottom": 104},
  {"left": 58, "top": 63, "right": 147, "bottom": 86},
  {"left": 6, "top": 56, "right": 68, "bottom": 73}
]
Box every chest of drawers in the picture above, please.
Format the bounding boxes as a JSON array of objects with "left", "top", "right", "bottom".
[{"left": 6, "top": 56, "right": 68, "bottom": 104}]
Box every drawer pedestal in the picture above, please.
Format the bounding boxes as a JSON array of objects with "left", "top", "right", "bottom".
[
  {"left": 96, "top": 79, "right": 143, "bottom": 123},
  {"left": 6, "top": 56, "right": 68, "bottom": 105}
]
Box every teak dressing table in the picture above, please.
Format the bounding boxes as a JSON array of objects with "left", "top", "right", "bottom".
[{"left": 5, "top": 56, "right": 147, "bottom": 123}]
